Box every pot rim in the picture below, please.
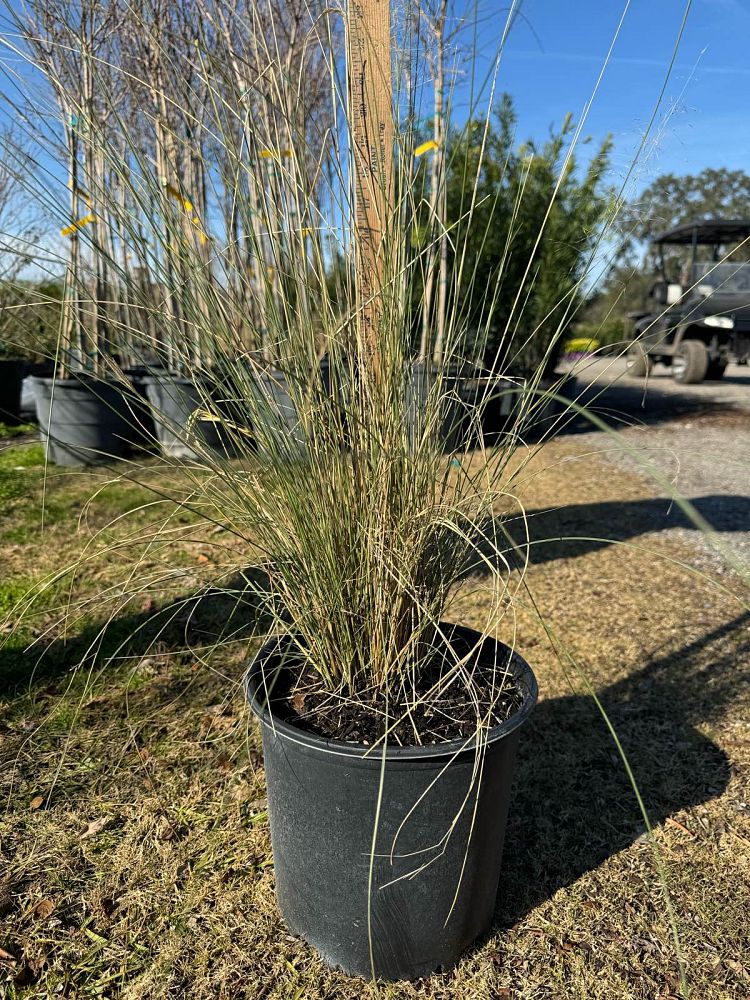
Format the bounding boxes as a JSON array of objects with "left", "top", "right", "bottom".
[
  {"left": 30, "top": 373, "right": 125, "bottom": 385},
  {"left": 140, "top": 373, "right": 196, "bottom": 386},
  {"left": 245, "top": 623, "right": 537, "bottom": 762},
  {"left": 29, "top": 375, "right": 129, "bottom": 395}
]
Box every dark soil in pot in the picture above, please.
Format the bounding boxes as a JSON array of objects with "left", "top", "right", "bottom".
[
  {"left": 0, "top": 359, "right": 24, "bottom": 424},
  {"left": 273, "top": 630, "right": 525, "bottom": 744},
  {"left": 245, "top": 624, "right": 537, "bottom": 981},
  {"left": 32, "top": 376, "right": 135, "bottom": 466}
]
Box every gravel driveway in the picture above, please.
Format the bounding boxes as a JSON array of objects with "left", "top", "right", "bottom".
[{"left": 561, "top": 357, "right": 750, "bottom": 575}]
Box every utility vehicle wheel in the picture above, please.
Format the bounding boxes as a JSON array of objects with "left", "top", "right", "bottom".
[
  {"left": 625, "top": 344, "right": 653, "bottom": 377},
  {"left": 706, "top": 360, "right": 727, "bottom": 380},
  {"left": 672, "top": 340, "right": 708, "bottom": 384}
]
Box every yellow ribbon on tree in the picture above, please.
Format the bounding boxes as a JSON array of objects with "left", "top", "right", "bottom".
[
  {"left": 163, "top": 180, "right": 208, "bottom": 245},
  {"left": 414, "top": 139, "right": 439, "bottom": 157},
  {"left": 260, "top": 149, "right": 293, "bottom": 160},
  {"left": 164, "top": 182, "right": 194, "bottom": 213},
  {"left": 61, "top": 213, "right": 95, "bottom": 237}
]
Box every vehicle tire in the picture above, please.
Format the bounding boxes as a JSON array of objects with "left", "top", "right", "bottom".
[
  {"left": 706, "top": 360, "right": 727, "bottom": 380},
  {"left": 672, "top": 340, "right": 708, "bottom": 384},
  {"left": 625, "top": 344, "right": 653, "bottom": 377}
]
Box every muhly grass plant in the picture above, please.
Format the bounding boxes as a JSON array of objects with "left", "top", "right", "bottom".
[
  {"left": 2, "top": 0, "right": 750, "bottom": 989},
  {"left": 2, "top": 0, "right": 581, "bottom": 730}
]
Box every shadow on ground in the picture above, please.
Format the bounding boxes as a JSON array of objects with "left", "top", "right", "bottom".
[
  {"left": 6, "top": 493, "right": 748, "bottom": 694},
  {"left": 2, "top": 545, "right": 745, "bottom": 940},
  {"left": 462, "top": 494, "right": 750, "bottom": 571},
  {"left": 0, "top": 567, "right": 272, "bottom": 696},
  {"left": 557, "top": 369, "right": 749, "bottom": 436},
  {"left": 495, "top": 610, "right": 748, "bottom": 927}
]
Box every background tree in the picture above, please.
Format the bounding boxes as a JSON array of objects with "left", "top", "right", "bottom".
[
  {"left": 619, "top": 167, "right": 750, "bottom": 246},
  {"left": 430, "top": 95, "right": 612, "bottom": 374},
  {"left": 0, "top": 130, "right": 49, "bottom": 359},
  {"left": 413, "top": 0, "right": 457, "bottom": 364}
]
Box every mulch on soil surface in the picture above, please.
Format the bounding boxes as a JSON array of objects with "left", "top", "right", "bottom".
[{"left": 270, "top": 644, "right": 524, "bottom": 746}]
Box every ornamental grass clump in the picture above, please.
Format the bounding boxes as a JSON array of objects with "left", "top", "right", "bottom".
[{"left": 4, "top": 0, "right": 582, "bottom": 734}]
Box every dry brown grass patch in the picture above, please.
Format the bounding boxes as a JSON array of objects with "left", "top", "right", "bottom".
[{"left": 1, "top": 436, "right": 749, "bottom": 998}]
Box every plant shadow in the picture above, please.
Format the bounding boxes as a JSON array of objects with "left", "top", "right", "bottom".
[
  {"left": 495, "top": 610, "right": 747, "bottom": 927},
  {"left": 2, "top": 558, "right": 744, "bottom": 947},
  {"left": 0, "top": 567, "right": 271, "bottom": 697},
  {"left": 464, "top": 494, "right": 750, "bottom": 570}
]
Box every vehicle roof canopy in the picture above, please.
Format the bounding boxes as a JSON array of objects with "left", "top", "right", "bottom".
[{"left": 652, "top": 219, "right": 750, "bottom": 246}]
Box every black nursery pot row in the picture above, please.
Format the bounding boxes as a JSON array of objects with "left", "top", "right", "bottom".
[
  {"left": 9, "top": 361, "right": 532, "bottom": 467},
  {"left": 31, "top": 373, "right": 158, "bottom": 467},
  {"left": 25, "top": 367, "right": 308, "bottom": 467},
  {"left": 27, "top": 371, "right": 234, "bottom": 467}
]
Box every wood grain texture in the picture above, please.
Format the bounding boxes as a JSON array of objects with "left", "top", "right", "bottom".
[{"left": 347, "top": 0, "right": 394, "bottom": 355}]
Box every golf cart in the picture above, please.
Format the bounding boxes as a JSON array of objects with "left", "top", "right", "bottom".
[{"left": 626, "top": 219, "right": 750, "bottom": 383}]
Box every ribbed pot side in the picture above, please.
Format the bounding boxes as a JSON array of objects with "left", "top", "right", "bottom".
[
  {"left": 32, "top": 377, "right": 133, "bottom": 466},
  {"left": 246, "top": 625, "right": 537, "bottom": 981}
]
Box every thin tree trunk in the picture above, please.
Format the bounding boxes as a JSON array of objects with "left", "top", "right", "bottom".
[
  {"left": 418, "top": 0, "right": 447, "bottom": 364},
  {"left": 433, "top": 175, "right": 448, "bottom": 364}
]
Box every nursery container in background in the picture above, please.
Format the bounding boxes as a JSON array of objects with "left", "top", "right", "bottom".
[
  {"left": 20, "top": 362, "right": 54, "bottom": 422},
  {"left": 246, "top": 624, "right": 537, "bottom": 981},
  {"left": 0, "top": 359, "right": 24, "bottom": 424},
  {"left": 33, "top": 375, "right": 134, "bottom": 466},
  {"left": 474, "top": 373, "right": 525, "bottom": 444},
  {"left": 409, "top": 362, "right": 482, "bottom": 452},
  {"left": 245, "top": 367, "right": 307, "bottom": 456},
  {"left": 121, "top": 366, "right": 158, "bottom": 450},
  {"left": 523, "top": 373, "right": 577, "bottom": 442},
  {"left": 20, "top": 377, "right": 39, "bottom": 422},
  {"left": 143, "top": 372, "right": 239, "bottom": 460}
]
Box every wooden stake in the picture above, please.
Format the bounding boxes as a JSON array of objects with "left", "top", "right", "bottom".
[{"left": 347, "top": 0, "right": 394, "bottom": 357}]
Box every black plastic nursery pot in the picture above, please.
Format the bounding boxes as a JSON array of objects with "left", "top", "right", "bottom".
[
  {"left": 20, "top": 376, "right": 38, "bottom": 422},
  {"left": 32, "top": 376, "right": 134, "bottom": 467},
  {"left": 245, "top": 625, "right": 537, "bottom": 981},
  {"left": 523, "top": 373, "right": 577, "bottom": 442},
  {"left": 121, "top": 367, "right": 158, "bottom": 449},
  {"left": 409, "top": 363, "right": 483, "bottom": 452},
  {"left": 20, "top": 361, "right": 54, "bottom": 422},
  {"left": 142, "top": 373, "right": 236, "bottom": 460},
  {"left": 475, "top": 373, "right": 525, "bottom": 444},
  {"left": 245, "top": 368, "right": 306, "bottom": 456},
  {"left": 233, "top": 357, "right": 353, "bottom": 454},
  {"left": 0, "top": 359, "right": 24, "bottom": 424}
]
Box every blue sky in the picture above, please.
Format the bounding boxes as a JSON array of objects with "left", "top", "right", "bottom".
[
  {"left": 4, "top": 0, "right": 748, "bottom": 201},
  {"left": 2, "top": 0, "right": 748, "bottom": 283},
  {"left": 448, "top": 0, "right": 750, "bottom": 194}
]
